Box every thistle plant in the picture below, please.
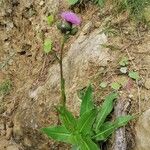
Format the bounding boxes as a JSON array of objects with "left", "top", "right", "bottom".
[{"left": 42, "top": 11, "right": 133, "bottom": 150}]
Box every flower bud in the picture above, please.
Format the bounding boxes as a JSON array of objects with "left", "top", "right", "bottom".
[{"left": 57, "top": 21, "right": 72, "bottom": 34}]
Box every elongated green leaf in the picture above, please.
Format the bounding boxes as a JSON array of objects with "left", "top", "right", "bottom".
[
  {"left": 80, "top": 85, "right": 94, "bottom": 116},
  {"left": 79, "top": 136, "right": 99, "bottom": 150},
  {"left": 72, "top": 133, "right": 100, "bottom": 149},
  {"left": 93, "top": 115, "right": 133, "bottom": 141},
  {"left": 67, "top": 0, "right": 79, "bottom": 5},
  {"left": 115, "top": 115, "right": 134, "bottom": 127},
  {"left": 59, "top": 106, "right": 77, "bottom": 132},
  {"left": 93, "top": 122, "right": 116, "bottom": 141},
  {"left": 95, "top": 93, "right": 118, "bottom": 132},
  {"left": 77, "top": 109, "right": 96, "bottom": 135},
  {"left": 41, "top": 125, "right": 72, "bottom": 143}
]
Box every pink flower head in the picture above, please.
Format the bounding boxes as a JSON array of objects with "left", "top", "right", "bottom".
[{"left": 61, "top": 11, "right": 81, "bottom": 25}]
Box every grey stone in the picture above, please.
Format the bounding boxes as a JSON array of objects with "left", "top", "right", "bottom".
[{"left": 135, "top": 109, "right": 150, "bottom": 150}]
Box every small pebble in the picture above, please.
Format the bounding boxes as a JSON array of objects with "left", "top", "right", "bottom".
[
  {"left": 128, "top": 94, "right": 134, "bottom": 99},
  {"left": 39, "top": 1, "right": 44, "bottom": 6}
]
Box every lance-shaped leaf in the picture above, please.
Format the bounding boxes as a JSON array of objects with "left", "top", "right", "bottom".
[
  {"left": 72, "top": 134, "right": 99, "bottom": 150},
  {"left": 77, "top": 109, "right": 96, "bottom": 135},
  {"left": 93, "top": 115, "right": 133, "bottom": 141},
  {"left": 94, "top": 93, "right": 118, "bottom": 132},
  {"left": 93, "top": 122, "right": 115, "bottom": 141},
  {"left": 59, "top": 106, "right": 77, "bottom": 132},
  {"left": 79, "top": 136, "right": 99, "bottom": 150},
  {"left": 80, "top": 85, "right": 94, "bottom": 116},
  {"left": 115, "top": 115, "right": 134, "bottom": 127},
  {"left": 41, "top": 125, "right": 72, "bottom": 143}
]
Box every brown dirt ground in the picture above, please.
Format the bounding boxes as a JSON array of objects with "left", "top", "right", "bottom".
[{"left": 1, "top": 1, "right": 150, "bottom": 150}]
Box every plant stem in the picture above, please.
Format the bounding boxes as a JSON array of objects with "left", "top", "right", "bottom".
[{"left": 59, "top": 35, "right": 67, "bottom": 107}]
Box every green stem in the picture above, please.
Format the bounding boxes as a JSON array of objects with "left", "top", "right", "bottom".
[{"left": 59, "top": 35, "right": 67, "bottom": 107}]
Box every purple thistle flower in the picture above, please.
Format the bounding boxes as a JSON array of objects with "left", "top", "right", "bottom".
[{"left": 61, "top": 11, "right": 81, "bottom": 25}]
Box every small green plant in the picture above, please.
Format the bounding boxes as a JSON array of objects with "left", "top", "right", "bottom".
[
  {"left": 42, "top": 11, "right": 133, "bottom": 149},
  {"left": 42, "top": 86, "right": 133, "bottom": 149},
  {"left": 119, "top": 57, "right": 129, "bottom": 67},
  {"left": 100, "top": 82, "right": 108, "bottom": 88},
  {"left": 43, "top": 39, "right": 53, "bottom": 53},
  {"left": 128, "top": 71, "right": 140, "bottom": 81},
  {"left": 119, "top": 57, "right": 129, "bottom": 74},
  {"left": 101, "top": 27, "right": 119, "bottom": 37},
  {"left": 0, "top": 79, "right": 12, "bottom": 96},
  {"left": 67, "top": 0, "right": 150, "bottom": 23},
  {"left": 47, "top": 15, "right": 54, "bottom": 26},
  {"left": 113, "top": 0, "right": 150, "bottom": 21},
  {"left": 111, "top": 82, "right": 122, "bottom": 90},
  {"left": 94, "top": 0, "right": 105, "bottom": 7}
]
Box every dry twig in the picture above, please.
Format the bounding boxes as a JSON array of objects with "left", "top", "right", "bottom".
[{"left": 114, "top": 100, "right": 130, "bottom": 150}]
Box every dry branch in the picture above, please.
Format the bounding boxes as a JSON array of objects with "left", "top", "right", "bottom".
[{"left": 114, "top": 100, "right": 130, "bottom": 150}]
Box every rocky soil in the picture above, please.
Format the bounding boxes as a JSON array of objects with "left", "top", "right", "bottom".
[{"left": 1, "top": 0, "right": 150, "bottom": 150}]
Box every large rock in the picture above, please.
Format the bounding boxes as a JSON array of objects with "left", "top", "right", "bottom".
[
  {"left": 12, "top": 28, "right": 110, "bottom": 149},
  {"left": 135, "top": 109, "right": 150, "bottom": 150}
]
